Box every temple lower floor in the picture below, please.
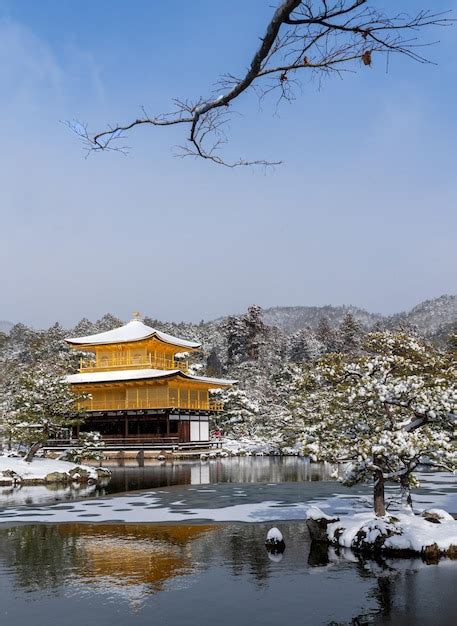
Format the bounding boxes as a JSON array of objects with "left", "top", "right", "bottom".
[{"left": 75, "top": 410, "right": 211, "bottom": 445}]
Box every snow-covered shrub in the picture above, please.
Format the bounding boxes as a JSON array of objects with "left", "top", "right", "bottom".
[{"left": 62, "top": 431, "right": 105, "bottom": 464}]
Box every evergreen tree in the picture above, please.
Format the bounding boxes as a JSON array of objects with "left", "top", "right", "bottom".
[
  {"left": 206, "top": 348, "right": 224, "bottom": 376},
  {"left": 95, "top": 313, "right": 124, "bottom": 332},
  {"left": 338, "top": 312, "right": 362, "bottom": 354},
  {"left": 214, "top": 387, "right": 260, "bottom": 437},
  {"left": 71, "top": 317, "right": 97, "bottom": 337},
  {"left": 372, "top": 320, "right": 385, "bottom": 333},
  {"left": 2, "top": 364, "right": 84, "bottom": 461},
  {"left": 243, "top": 305, "right": 267, "bottom": 361},
  {"left": 294, "top": 331, "right": 457, "bottom": 515},
  {"left": 316, "top": 317, "right": 337, "bottom": 353},
  {"left": 37, "top": 323, "right": 67, "bottom": 361},
  {"left": 288, "top": 327, "right": 322, "bottom": 363},
  {"left": 62, "top": 431, "right": 105, "bottom": 464},
  {"left": 224, "top": 315, "right": 247, "bottom": 366}
]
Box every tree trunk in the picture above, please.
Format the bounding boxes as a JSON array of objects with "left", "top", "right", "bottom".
[
  {"left": 374, "top": 470, "right": 386, "bottom": 517},
  {"left": 400, "top": 475, "right": 413, "bottom": 512},
  {"left": 25, "top": 442, "right": 43, "bottom": 463}
]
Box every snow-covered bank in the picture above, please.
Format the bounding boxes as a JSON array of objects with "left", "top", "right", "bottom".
[
  {"left": 0, "top": 455, "right": 109, "bottom": 485},
  {"left": 306, "top": 507, "right": 457, "bottom": 561}
]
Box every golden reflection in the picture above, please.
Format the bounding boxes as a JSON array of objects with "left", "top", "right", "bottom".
[{"left": 57, "top": 524, "right": 216, "bottom": 593}]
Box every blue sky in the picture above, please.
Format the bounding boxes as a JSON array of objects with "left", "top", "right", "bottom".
[{"left": 0, "top": 0, "right": 456, "bottom": 328}]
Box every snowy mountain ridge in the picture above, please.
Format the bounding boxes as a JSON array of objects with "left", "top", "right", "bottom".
[
  {"left": 262, "top": 295, "right": 457, "bottom": 337},
  {"left": 3, "top": 294, "right": 456, "bottom": 340},
  {"left": 262, "top": 304, "right": 382, "bottom": 334},
  {"left": 387, "top": 294, "right": 457, "bottom": 335}
]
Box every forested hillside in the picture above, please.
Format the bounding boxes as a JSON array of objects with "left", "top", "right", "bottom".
[{"left": 1, "top": 295, "right": 456, "bottom": 452}]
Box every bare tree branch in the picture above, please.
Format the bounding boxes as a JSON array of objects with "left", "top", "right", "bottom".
[{"left": 69, "top": 0, "right": 453, "bottom": 166}]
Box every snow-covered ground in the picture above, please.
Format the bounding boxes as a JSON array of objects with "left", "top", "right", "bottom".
[{"left": 0, "top": 455, "right": 99, "bottom": 483}]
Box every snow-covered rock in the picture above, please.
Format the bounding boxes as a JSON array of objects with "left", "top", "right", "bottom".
[
  {"left": 265, "top": 526, "right": 285, "bottom": 552},
  {"left": 307, "top": 506, "right": 337, "bottom": 522},
  {"left": 266, "top": 527, "right": 283, "bottom": 543},
  {"left": 421, "top": 508, "right": 455, "bottom": 523},
  {"left": 308, "top": 508, "right": 457, "bottom": 560},
  {"left": 306, "top": 506, "right": 340, "bottom": 542}
]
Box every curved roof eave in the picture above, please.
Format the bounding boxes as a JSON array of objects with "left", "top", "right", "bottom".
[{"left": 64, "top": 368, "right": 236, "bottom": 387}]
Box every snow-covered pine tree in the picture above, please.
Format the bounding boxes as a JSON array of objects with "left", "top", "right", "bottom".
[
  {"left": 338, "top": 312, "right": 362, "bottom": 354},
  {"left": 206, "top": 348, "right": 224, "bottom": 376},
  {"left": 372, "top": 320, "right": 386, "bottom": 333},
  {"left": 316, "top": 316, "right": 338, "bottom": 353},
  {"left": 294, "top": 331, "right": 456, "bottom": 516},
  {"left": 5, "top": 324, "right": 43, "bottom": 365},
  {"left": 71, "top": 317, "right": 98, "bottom": 337},
  {"left": 2, "top": 363, "right": 84, "bottom": 461},
  {"left": 36, "top": 323, "right": 69, "bottom": 363},
  {"left": 224, "top": 315, "right": 247, "bottom": 366},
  {"left": 213, "top": 386, "right": 260, "bottom": 437},
  {"left": 243, "top": 305, "right": 268, "bottom": 361},
  {"left": 62, "top": 431, "right": 105, "bottom": 464},
  {"left": 288, "top": 327, "right": 323, "bottom": 363},
  {"left": 95, "top": 313, "right": 124, "bottom": 332}
]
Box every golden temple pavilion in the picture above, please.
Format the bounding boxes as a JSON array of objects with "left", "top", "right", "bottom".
[{"left": 64, "top": 314, "right": 234, "bottom": 446}]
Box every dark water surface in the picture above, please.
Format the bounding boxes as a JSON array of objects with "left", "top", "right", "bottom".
[
  {"left": 0, "top": 459, "right": 456, "bottom": 625},
  {"left": 0, "top": 521, "right": 455, "bottom": 626}
]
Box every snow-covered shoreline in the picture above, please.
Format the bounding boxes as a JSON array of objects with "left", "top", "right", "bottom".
[
  {"left": 0, "top": 455, "right": 109, "bottom": 485},
  {"left": 306, "top": 506, "right": 457, "bottom": 561}
]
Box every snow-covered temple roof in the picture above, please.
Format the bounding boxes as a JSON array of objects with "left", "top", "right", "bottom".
[
  {"left": 65, "top": 319, "right": 201, "bottom": 350},
  {"left": 64, "top": 369, "right": 235, "bottom": 387}
]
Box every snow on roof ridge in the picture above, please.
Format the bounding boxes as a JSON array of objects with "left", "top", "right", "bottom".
[{"left": 65, "top": 319, "right": 201, "bottom": 350}]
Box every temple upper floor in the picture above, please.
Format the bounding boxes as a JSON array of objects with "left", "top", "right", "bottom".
[{"left": 65, "top": 315, "right": 201, "bottom": 373}]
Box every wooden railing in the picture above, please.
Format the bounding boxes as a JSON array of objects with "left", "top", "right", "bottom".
[
  {"left": 79, "top": 354, "right": 189, "bottom": 373},
  {"left": 77, "top": 398, "right": 224, "bottom": 412},
  {"left": 209, "top": 400, "right": 224, "bottom": 411}
]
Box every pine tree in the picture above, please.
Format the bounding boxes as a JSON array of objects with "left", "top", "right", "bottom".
[
  {"left": 37, "top": 323, "right": 67, "bottom": 361},
  {"left": 224, "top": 315, "right": 247, "bottom": 366},
  {"left": 95, "top": 313, "right": 124, "bottom": 332},
  {"left": 338, "top": 312, "right": 362, "bottom": 354},
  {"left": 213, "top": 386, "right": 261, "bottom": 437},
  {"left": 206, "top": 348, "right": 224, "bottom": 376},
  {"left": 294, "top": 331, "right": 457, "bottom": 515},
  {"left": 243, "top": 305, "right": 268, "bottom": 361},
  {"left": 62, "top": 431, "right": 105, "bottom": 464},
  {"left": 316, "top": 317, "right": 337, "bottom": 353},
  {"left": 288, "top": 327, "right": 322, "bottom": 363},
  {"left": 72, "top": 318, "right": 97, "bottom": 337},
  {"left": 2, "top": 364, "right": 84, "bottom": 461}
]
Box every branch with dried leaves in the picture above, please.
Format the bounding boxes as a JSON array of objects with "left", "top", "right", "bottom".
[{"left": 68, "top": 0, "right": 453, "bottom": 166}]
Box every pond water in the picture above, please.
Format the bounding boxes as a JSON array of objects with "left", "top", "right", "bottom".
[
  {"left": 0, "top": 521, "right": 456, "bottom": 626},
  {"left": 0, "top": 458, "right": 456, "bottom": 625},
  {"left": 1, "top": 457, "right": 456, "bottom": 512}
]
